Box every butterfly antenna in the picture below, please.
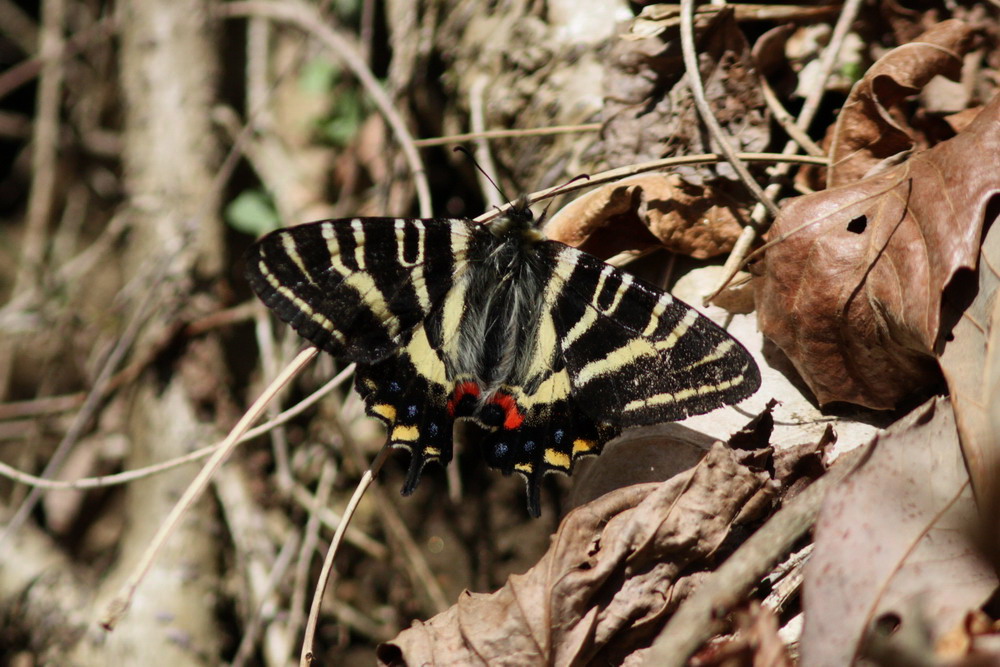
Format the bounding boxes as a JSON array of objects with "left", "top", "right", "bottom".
[
  {"left": 537, "top": 173, "right": 591, "bottom": 222},
  {"left": 454, "top": 146, "right": 511, "bottom": 207}
]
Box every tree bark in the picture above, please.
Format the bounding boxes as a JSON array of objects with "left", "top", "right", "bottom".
[{"left": 66, "top": 0, "right": 225, "bottom": 662}]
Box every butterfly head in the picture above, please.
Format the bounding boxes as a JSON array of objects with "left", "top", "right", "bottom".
[{"left": 488, "top": 196, "right": 545, "bottom": 243}]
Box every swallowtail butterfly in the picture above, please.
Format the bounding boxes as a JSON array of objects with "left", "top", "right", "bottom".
[{"left": 245, "top": 199, "right": 760, "bottom": 516}]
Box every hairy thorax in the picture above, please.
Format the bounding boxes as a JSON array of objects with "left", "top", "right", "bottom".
[{"left": 451, "top": 229, "right": 551, "bottom": 398}]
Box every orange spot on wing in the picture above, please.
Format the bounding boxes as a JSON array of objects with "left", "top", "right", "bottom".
[
  {"left": 489, "top": 392, "right": 524, "bottom": 430},
  {"left": 447, "top": 380, "right": 481, "bottom": 417}
]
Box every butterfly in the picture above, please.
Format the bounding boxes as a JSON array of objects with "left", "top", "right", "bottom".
[{"left": 245, "top": 198, "right": 760, "bottom": 516}]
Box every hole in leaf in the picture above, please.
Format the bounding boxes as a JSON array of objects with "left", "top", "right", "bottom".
[
  {"left": 847, "top": 215, "right": 868, "bottom": 234},
  {"left": 873, "top": 612, "right": 901, "bottom": 636}
]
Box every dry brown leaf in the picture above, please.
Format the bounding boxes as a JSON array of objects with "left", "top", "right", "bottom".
[
  {"left": 938, "top": 188, "right": 1000, "bottom": 534},
  {"left": 827, "top": 20, "right": 976, "bottom": 188},
  {"left": 545, "top": 175, "right": 743, "bottom": 260},
  {"left": 602, "top": 9, "right": 770, "bottom": 179},
  {"left": 376, "top": 443, "right": 769, "bottom": 666},
  {"left": 799, "top": 397, "right": 998, "bottom": 667},
  {"left": 568, "top": 423, "right": 714, "bottom": 510},
  {"left": 753, "top": 91, "right": 1000, "bottom": 409},
  {"left": 689, "top": 602, "right": 793, "bottom": 667}
]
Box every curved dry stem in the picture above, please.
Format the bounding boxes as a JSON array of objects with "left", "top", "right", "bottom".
[
  {"left": 469, "top": 75, "right": 504, "bottom": 209},
  {"left": 0, "top": 362, "right": 355, "bottom": 491},
  {"left": 300, "top": 444, "right": 392, "bottom": 666},
  {"left": 413, "top": 122, "right": 602, "bottom": 147},
  {"left": 704, "top": 0, "right": 865, "bottom": 302},
  {"left": 678, "top": 0, "right": 779, "bottom": 218},
  {"left": 0, "top": 251, "right": 173, "bottom": 549},
  {"left": 100, "top": 346, "right": 319, "bottom": 631},
  {"left": 759, "top": 75, "right": 825, "bottom": 158},
  {"left": 221, "top": 0, "right": 433, "bottom": 217},
  {"left": 474, "top": 152, "right": 828, "bottom": 225},
  {"left": 286, "top": 460, "right": 338, "bottom": 664}
]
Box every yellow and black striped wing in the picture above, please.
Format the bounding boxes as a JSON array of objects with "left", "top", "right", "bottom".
[
  {"left": 549, "top": 243, "right": 760, "bottom": 426},
  {"left": 247, "top": 216, "right": 478, "bottom": 501},
  {"left": 246, "top": 211, "right": 761, "bottom": 517},
  {"left": 245, "top": 217, "right": 475, "bottom": 362}
]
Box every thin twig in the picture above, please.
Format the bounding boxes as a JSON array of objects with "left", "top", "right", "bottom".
[
  {"left": 704, "top": 0, "right": 864, "bottom": 302},
  {"left": 0, "top": 0, "right": 39, "bottom": 54},
  {"left": 337, "top": 411, "right": 452, "bottom": 614},
  {"left": 0, "top": 14, "right": 115, "bottom": 101},
  {"left": 796, "top": 0, "right": 865, "bottom": 138},
  {"left": 215, "top": 462, "right": 302, "bottom": 667},
  {"left": 678, "top": 0, "right": 779, "bottom": 218},
  {"left": 476, "top": 152, "right": 828, "bottom": 225},
  {"left": 0, "top": 363, "right": 355, "bottom": 491},
  {"left": 11, "top": 0, "right": 65, "bottom": 301},
  {"left": 413, "top": 123, "right": 603, "bottom": 147},
  {"left": 221, "top": 0, "right": 433, "bottom": 218},
  {"left": 100, "top": 347, "right": 319, "bottom": 631},
  {"left": 469, "top": 75, "right": 503, "bottom": 209},
  {"left": 0, "top": 253, "right": 170, "bottom": 548},
  {"left": 288, "top": 482, "right": 389, "bottom": 560},
  {"left": 255, "top": 309, "right": 293, "bottom": 490},
  {"left": 300, "top": 445, "right": 393, "bottom": 666},
  {"left": 230, "top": 532, "right": 300, "bottom": 667},
  {"left": 759, "top": 76, "right": 825, "bottom": 158},
  {"left": 286, "top": 460, "right": 338, "bottom": 664},
  {"left": 643, "top": 445, "right": 871, "bottom": 666},
  {"left": 0, "top": 392, "right": 85, "bottom": 419}
]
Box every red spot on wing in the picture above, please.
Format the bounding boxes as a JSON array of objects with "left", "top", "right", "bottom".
[
  {"left": 447, "top": 380, "right": 481, "bottom": 417},
  {"left": 489, "top": 392, "right": 524, "bottom": 430}
]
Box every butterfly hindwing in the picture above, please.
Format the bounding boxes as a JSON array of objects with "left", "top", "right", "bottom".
[{"left": 354, "top": 326, "right": 454, "bottom": 495}]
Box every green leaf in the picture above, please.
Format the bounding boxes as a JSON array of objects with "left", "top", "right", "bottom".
[
  {"left": 320, "top": 88, "right": 364, "bottom": 146},
  {"left": 226, "top": 190, "right": 280, "bottom": 236},
  {"left": 300, "top": 58, "right": 339, "bottom": 95}
]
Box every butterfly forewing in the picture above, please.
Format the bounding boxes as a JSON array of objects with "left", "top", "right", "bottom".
[
  {"left": 547, "top": 244, "right": 761, "bottom": 426},
  {"left": 245, "top": 217, "right": 475, "bottom": 362}
]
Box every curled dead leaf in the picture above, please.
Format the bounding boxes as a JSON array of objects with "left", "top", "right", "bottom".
[
  {"left": 753, "top": 90, "right": 1000, "bottom": 409},
  {"left": 938, "top": 183, "right": 1000, "bottom": 537},
  {"left": 376, "top": 443, "right": 769, "bottom": 666},
  {"left": 827, "top": 19, "right": 976, "bottom": 188},
  {"left": 545, "top": 175, "right": 744, "bottom": 259}
]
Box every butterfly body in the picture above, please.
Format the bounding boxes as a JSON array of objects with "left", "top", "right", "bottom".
[{"left": 246, "top": 200, "right": 760, "bottom": 516}]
